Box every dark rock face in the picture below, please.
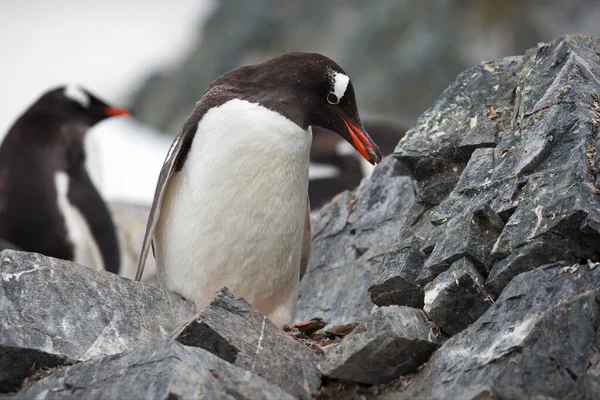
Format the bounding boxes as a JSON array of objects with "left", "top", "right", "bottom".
[
  {"left": 394, "top": 35, "right": 600, "bottom": 292},
  {"left": 368, "top": 236, "right": 426, "bottom": 308},
  {"left": 0, "top": 250, "right": 194, "bottom": 392},
  {"left": 385, "top": 263, "right": 600, "bottom": 399},
  {"left": 172, "top": 288, "right": 321, "bottom": 400},
  {"left": 15, "top": 340, "right": 294, "bottom": 400},
  {"left": 423, "top": 257, "right": 490, "bottom": 335},
  {"left": 305, "top": 35, "right": 600, "bottom": 398},
  {"left": 295, "top": 157, "right": 417, "bottom": 326},
  {"left": 319, "top": 306, "right": 438, "bottom": 385}
]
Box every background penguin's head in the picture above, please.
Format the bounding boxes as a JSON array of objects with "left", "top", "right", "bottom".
[{"left": 37, "top": 84, "right": 131, "bottom": 126}]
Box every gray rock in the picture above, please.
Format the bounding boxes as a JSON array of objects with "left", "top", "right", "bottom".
[
  {"left": 15, "top": 340, "right": 293, "bottom": 400},
  {"left": 171, "top": 288, "right": 321, "bottom": 399},
  {"left": 0, "top": 250, "right": 194, "bottom": 392},
  {"left": 296, "top": 157, "right": 416, "bottom": 326},
  {"left": 368, "top": 236, "right": 426, "bottom": 308},
  {"left": 319, "top": 306, "right": 438, "bottom": 385},
  {"left": 383, "top": 263, "right": 600, "bottom": 399},
  {"left": 419, "top": 205, "right": 504, "bottom": 281},
  {"left": 394, "top": 36, "right": 600, "bottom": 295},
  {"left": 423, "top": 257, "right": 489, "bottom": 335},
  {"left": 485, "top": 238, "right": 577, "bottom": 294}
]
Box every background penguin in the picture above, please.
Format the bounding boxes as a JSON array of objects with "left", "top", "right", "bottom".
[
  {"left": 0, "top": 85, "right": 130, "bottom": 273},
  {"left": 136, "top": 52, "right": 381, "bottom": 326}
]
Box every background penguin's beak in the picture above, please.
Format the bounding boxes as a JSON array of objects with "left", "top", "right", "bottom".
[
  {"left": 340, "top": 115, "right": 382, "bottom": 165},
  {"left": 105, "top": 106, "right": 131, "bottom": 117}
]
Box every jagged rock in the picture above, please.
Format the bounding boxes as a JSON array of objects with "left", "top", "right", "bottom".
[
  {"left": 319, "top": 306, "right": 438, "bottom": 385},
  {"left": 295, "top": 157, "right": 416, "bottom": 326},
  {"left": 423, "top": 257, "right": 489, "bottom": 335},
  {"left": 0, "top": 250, "right": 194, "bottom": 393},
  {"left": 15, "top": 340, "right": 293, "bottom": 400},
  {"left": 485, "top": 238, "right": 577, "bottom": 294},
  {"left": 382, "top": 262, "right": 600, "bottom": 399},
  {"left": 368, "top": 236, "right": 426, "bottom": 308},
  {"left": 171, "top": 288, "right": 321, "bottom": 399},
  {"left": 394, "top": 35, "right": 600, "bottom": 295},
  {"left": 419, "top": 205, "right": 504, "bottom": 282}
]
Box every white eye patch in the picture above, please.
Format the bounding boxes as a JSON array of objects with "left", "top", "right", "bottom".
[
  {"left": 64, "top": 84, "right": 90, "bottom": 108},
  {"left": 327, "top": 68, "right": 350, "bottom": 101}
]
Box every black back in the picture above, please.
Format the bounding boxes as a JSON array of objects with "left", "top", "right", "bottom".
[{"left": 0, "top": 86, "right": 121, "bottom": 273}]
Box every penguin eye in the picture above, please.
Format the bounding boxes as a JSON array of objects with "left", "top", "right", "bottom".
[{"left": 327, "top": 92, "right": 339, "bottom": 105}]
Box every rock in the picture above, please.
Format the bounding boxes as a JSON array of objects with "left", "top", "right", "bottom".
[
  {"left": 394, "top": 35, "right": 600, "bottom": 296},
  {"left": 383, "top": 263, "right": 600, "bottom": 399},
  {"left": 485, "top": 238, "right": 577, "bottom": 295},
  {"left": 319, "top": 306, "right": 438, "bottom": 385},
  {"left": 368, "top": 236, "right": 426, "bottom": 308},
  {"left": 419, "top": 205, "right": 504, "bottom": 282},
  {"left": 0, "top": 250, "right": 194, "bottom": 393},
  {"left": 15, "top": 340, "right": 294, "bottom": 400},
  {"left": 171, "top": 288, "right": 321, "bottom": 399},
  {"left": 423, "top": 257, "right": 490, "bottom": 335},
  {"left": 295, "top": 157, "right": 416, "bottom": 326}
]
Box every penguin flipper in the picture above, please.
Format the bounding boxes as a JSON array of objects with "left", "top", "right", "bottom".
[
  {"left": 135, "top": 131, "right": 186, "bottom": 282},
  {"left": 299, "top": 197, "right": 312, "bottom": 281}
]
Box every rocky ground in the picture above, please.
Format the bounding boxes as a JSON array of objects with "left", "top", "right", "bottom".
[{"left": 2, "top": 35, "right": 600, "bottom": 399}]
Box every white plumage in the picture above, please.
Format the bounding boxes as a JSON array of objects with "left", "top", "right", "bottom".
[{"left": 154, "top": 99, "right": 312, "bottom": 326}]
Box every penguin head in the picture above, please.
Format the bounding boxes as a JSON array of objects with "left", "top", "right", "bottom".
[
  {"left": 299, "top": 54, "right": 382, "bottom": 166},
  {"left": 38, "top": 84, "right": 131, "bottom": 126},
  {"left": 216, "top": 52, "right": 382, "bottom": 165}
]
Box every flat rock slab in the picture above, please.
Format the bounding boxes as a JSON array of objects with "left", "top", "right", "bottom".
[
  {"left": 15, "top": 340, "right": 293, "bottom": 400},
  {"left": 0, "top": 250, "right": 194, "bottom": 393},
  {"left": 423, "top": 257, "right": 490, "bottom": 335},
  {"left": 172, "top": 288, "right": 321, "bottom": 399},
  {"left": 384, "top": 262, "right": 600, "bottom": 399},
  {"left": 319, "top": 306, "right": 438, "bottom": 385}
]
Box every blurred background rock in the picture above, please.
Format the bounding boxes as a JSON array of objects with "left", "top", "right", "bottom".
[{"left": 129, "top": 0, "right": 600, "bottom": 135}]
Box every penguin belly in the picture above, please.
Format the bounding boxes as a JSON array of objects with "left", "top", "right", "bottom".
[{"left": 154, "top": 99, "right": 311, "bottom": 326}]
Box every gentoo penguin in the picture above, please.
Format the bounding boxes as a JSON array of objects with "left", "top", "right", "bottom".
[
  {"left": 0, "top": 85, "right": 129, "bottom": 273},
  {"left": 308, "top": 120, "right": 406, "bottom": 209},
  {"left": 136, "top": 52, "right": 381, "bottom": 326}
]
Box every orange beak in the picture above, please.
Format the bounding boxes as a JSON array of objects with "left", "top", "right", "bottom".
[
  {"left": 340, "top": 116, "right": 382, "bottom": 165},
  {"left": 105, "top": 106, "right": 131, "bottom": 117}
]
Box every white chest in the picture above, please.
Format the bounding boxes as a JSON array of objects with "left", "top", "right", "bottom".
[{"left": 154, "top": 99, "right": 312, "bottom": 324}]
